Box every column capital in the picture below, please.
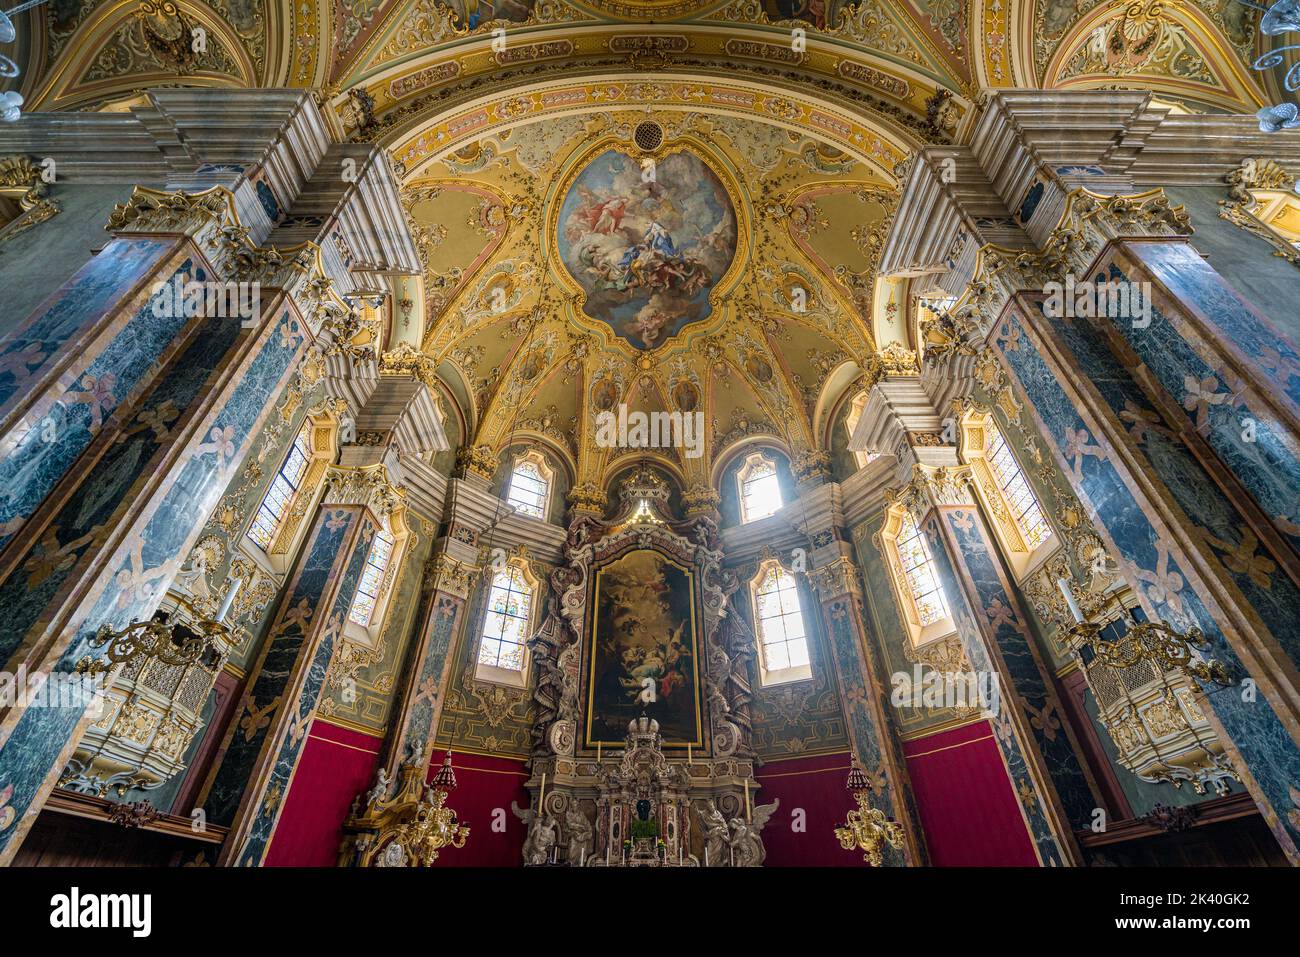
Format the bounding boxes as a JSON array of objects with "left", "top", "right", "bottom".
[{"left": 808, "top": 555, "right": 861, "bottom": 600}]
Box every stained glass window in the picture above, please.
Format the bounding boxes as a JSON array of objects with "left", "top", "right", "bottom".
[
  {"left": 753, "top": 565, "right": 810, "bottom": 682},
  {"left": 739, "top": 456, "right": 782, "bottom": 523},
  {"left": 248, "top": 426, "right": 312, "bottom": 551},
  {"left": 895, "top": 512, "right": 949, "bottom": 627},
  {"left": 507, "top": 458, "right": 548, "bottom": 520},
  {"left": 349, "top": 531, "right": 395, "bottom": 627},
  {"left": 478, "top": 564, "right": 533, "bottom": 672},
  {"left": 986, "top": 427, "right": 1052, "bottom": 550}
]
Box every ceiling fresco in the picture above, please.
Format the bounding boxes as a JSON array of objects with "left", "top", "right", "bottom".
[{"left": 557, "top": 146, "right": 738, "bottom": 350}]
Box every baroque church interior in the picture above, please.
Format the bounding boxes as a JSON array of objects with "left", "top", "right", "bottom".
[{"left": 1, "top": 0, "right": 1300, "bottom": 885}]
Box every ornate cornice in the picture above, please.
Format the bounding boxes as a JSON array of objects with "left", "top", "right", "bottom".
[
  {"left": 379, "top": 341, "right": 439, "bottom": 387},
  {"left": 105, "top": 185, "right": 345, "bottom": 331}
]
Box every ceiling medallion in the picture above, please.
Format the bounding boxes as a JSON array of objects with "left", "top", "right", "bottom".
[{"left": 557, "top": 145, "right": 738, "bottom": 350}]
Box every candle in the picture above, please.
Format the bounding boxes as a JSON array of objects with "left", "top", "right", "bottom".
[
  {"left": 704, "top": 846, "right": 710, "bottom": 867},
  {"left": 1057, "top": 578, "right": 1085, "bottom": 624},
  {"left": 687, "top": 743, "right": 692, "bottom": 765},
  {"left": 580, "top": 849, "right": 585, "bottom": 868},
  {"left": 538, "top": 772, "right": 546, "bottom": 811},
  {"left": 744, "top": 780, "right": 751, "bottom": 822},
  {"left": 606, "top": 841, "right": 611, "bottom": 865},
  {"left": 597, "top": 742, "right": 601, "bottom": 763},
  {"left": 217, "top": 578, "right": 242, "bottom": 622}
]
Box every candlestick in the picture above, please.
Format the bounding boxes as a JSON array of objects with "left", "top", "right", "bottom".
[
  {"left": 1057, "top": 578, "right": 1085, "bottom": 624},
  {"left": 217, "top": 578, "right": 242, "bottom": 622}
]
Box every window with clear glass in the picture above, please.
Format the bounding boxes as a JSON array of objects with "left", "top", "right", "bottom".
[
  {"left": 247, "top": 426, "right": 312, "bottom": 551},
  {"left": 478, "top": 564, "right": 533, "bottom": 672},
  {"left": 894, "top": 512, "right": 949, "bottom": 627},
  {"left": 842, "top": 391, "right": 879, "bottom": 469},
  {"left": 507, "top": 458, "right": 548, "bottom": 520},
  {"left": 752, "top": 565, "right": 810, "bottom": 684},
  {"left": 738, "top": 454, "right": 782, "bottom": 523},
  {"left": 986, "top": 427, "right": 1052, "bottom": 549},
  {"left": 349, "top": 530, "right": 395, "bottom": 627}
]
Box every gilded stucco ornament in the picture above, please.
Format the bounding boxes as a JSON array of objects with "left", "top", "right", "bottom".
[
  {"left": 1218, "top": 157, "right": 1300, "bottom": 268},
  {"left": 454, "top": 443, "right": 498, "bottom": 481},
  {"left": 380, "top": 341, "right": 439, "bottom": 386},
  {"left": 0, "top": 155, "right": 61, "bottom": 247}
]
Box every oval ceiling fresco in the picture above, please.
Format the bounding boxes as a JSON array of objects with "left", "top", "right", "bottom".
[{"left": 557, "top": 148, "right": 737, "bottom": 351}]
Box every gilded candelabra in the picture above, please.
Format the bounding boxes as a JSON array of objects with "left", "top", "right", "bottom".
[
  {"left": 340, "top": 747, "right": 471, "bottom": 866},
  {"left": 834, "top": 759, "right": 904, "bottom": 867},
  {"left": 399, "top": 751, "right": 470, "bottom": 866},
  {"left": 1067, "top": 607, "right": 1233, "bottom": 688},
  {"left": 77, "top": 613, "right": 227, "bottom": 676}
]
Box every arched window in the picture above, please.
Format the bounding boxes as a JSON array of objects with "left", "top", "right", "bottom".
[
  {"left": 737, "top": 451, "right": 782, "bottom": 523},
  {"left": 475, "top": 561, "right": 536, "bottom": 686},
  {"left": 750, "top": 561, "right": 812, "bottom": 686},
  {"left": 880, "top": 505, "right": 956, "bottom": 647},
  {"left": 349, "top": 530, "right": 395, "bottom": 627},
  {"left": 959, "top": 409, "right": 1054, "bottom": 579},
  {"left": 506, "top": 450, "right": 552, "bottom": 522},
  {"left": 842, "top": 390, "right": 879, "bottom": 470},
  {"left": 242, "top": 404, "right": 342, "bottom": 577},
  {"left": 248, "top": 424, "right": 312, "bottom": 552}
]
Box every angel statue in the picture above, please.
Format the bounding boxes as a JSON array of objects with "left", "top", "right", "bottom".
[
  {"left": 365, "top": 766, "right": 392, "bottom": 809},
  {"left": 565, "top": 806, "right": 595, "bottom": 865},
  {"left": 513, "top": 801, "right": 559, "bottom": 866},
  {"left": 728, "top": 800, "right": 779, "bottom": 868},
  {"left": 697, "top": 798, "right": 780, "bottom": 866}
]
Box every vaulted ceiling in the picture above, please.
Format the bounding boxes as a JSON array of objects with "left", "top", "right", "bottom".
[{"left": 4, "top": 0, "right": 1287, "bottom": 493}]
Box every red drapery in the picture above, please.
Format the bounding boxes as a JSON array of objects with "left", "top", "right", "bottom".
[{"left": 903, "top": 719, "right": 1039, "bottom": 866}]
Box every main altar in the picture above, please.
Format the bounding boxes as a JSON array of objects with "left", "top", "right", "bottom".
[{"left": 517, "top": 467, "right": 777, "bottom": 867}]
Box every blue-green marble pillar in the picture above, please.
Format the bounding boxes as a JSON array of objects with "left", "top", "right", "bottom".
[
  {"left": 990, "top": 295, "right": 1300, "bottom": 862},
  {"left": 203, "top": 493, "right": 382, "bottom": 866},
  {"left": 0, "top": 293, "right": 310, "bottom": 862},
  {"left": 905, "top": 491, "right": 1085, "bottom": 866},
  {"left": 809, "top": 556, "right": 924, "bottom": 866},
  {"left": 383, "top": 553, "right": 475, "bottom": 775}
]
